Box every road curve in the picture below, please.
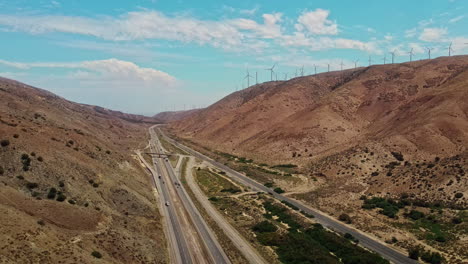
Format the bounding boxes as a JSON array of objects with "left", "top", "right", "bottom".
[
  {"left": 184, "top": 157, "right": 269, "bottom": 264},
  {"left": 158, "top": 127, "right": 419, "bottom": 264}
]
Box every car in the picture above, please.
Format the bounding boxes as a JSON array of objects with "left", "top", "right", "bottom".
[
  {"left": 165, "top": 201, "right": 169, "bottom": 206},
  {"left": 158, "top": 175, "right": 161, "bottom": 179}
]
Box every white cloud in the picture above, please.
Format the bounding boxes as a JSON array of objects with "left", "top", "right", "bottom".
[
  {"left": 0, "top": 58, "right": 178, "bottom": 88},
  {"left": 419, "top": 27, "right": 447, "bottom": 42},
  {"left": 278, "top": 33, "right": 379, "bottom": 53},
  {"left": 449, "top": 15, "right": 464, "bottom": 23},
  {"left": 295, "top": 9, "right": 338, "bottom": 35},
  {"left": 229, "top": 13, "right": 282, "bottom": 39}
]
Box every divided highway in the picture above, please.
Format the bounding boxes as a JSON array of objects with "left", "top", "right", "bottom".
[
  {"left": 147, "top": 126, "right": 230, "bottom": 264},
  {"left": 157, "top": 126, "right": 419, "bottom": 264}
]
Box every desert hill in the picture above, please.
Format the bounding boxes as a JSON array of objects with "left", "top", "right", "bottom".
[
  {"left": 168, "top": 56, "right": 467, "bottom": 205},
  {"left": 0, "top": 77, "right": 166, "bottom": 263},
  {"left": 154, "top": 109, "right": 202, "bottom": 123}
]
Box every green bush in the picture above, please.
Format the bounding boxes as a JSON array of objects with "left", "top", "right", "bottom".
[
  {"left": 56, "top": 193, "right": 66, "bottom": 202},
  {"left": 407, "top": 210, "right": 425, "bottom": 220},
  {"left": 47, "top": 188, "right": 57, "bottom": 199},
  {"left": 274, "top": 187, "right": 285, "bottom": 194},
  {"left": 454, "top": 193, "right": 463, "bottom": 199},
  {"left": 421, "top": 251, "right": 443, "bottom": 264},
  {"left": 264, "top": 182, "right": 274, "bottom": 188},
  {"left": 91, "top": 251, "right": 102, "bottom": 259},
  {"left": 408, "top": 248, "right": 420, "bottom": 260},
  {"left": 252, "top": 220, "right": 277, "bottom": 233}
]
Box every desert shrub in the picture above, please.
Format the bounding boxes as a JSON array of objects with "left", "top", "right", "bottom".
[
  {"left": 105, "top": 150, "right": 111, "bottom": 154},
  {"left": 452, "top": 217, "right": 462, "bottom": 224},
  {"left": 281, "top": 200, "right": 299, "bottom": 211},
  {"left": 371, "top": 171, "right": 379, "bottom": 176},
  {"left": 434, "top": 235, "right": 446, "bottom": 243},
  {"left": 47, "top": 188, "right": 57, "bottom": 199},
  {"left": 30, "top": 152, "right": 36, "bottom": 157},
  {"left": 37, "top": 156, "right": 43, "bottom": 162},
  {"left": 362, "top": 197, "right": 401, "bottom": 218},
  {"left": 407, "top": 210, "right": 425, "bottom": 220},
  {"left": 26, "top": 182, "right": 38, "bottom": 189},
  {"left": 13, "top": 134, "right": 19, "bottom": 138},
  {"left": 37, "top": 219, "right": 45, "bottom": 226},
  {"left": 274, "top": 187, "right": 285, "bottom": 194},
  {"left": 56, "top": 193, "right": 66, "bottom": 202},
  {"left": 421, "top": 251, "right": 443, "bottom": 264},
  {"left": 208, "top": 197, "right": 219, "bottom": 202},
  {"left": 58, "top": 181, "right": 64, "bottom": 187},
  {"left": 0, "top": 166, "right": 4, "bottom": 175},
  {"left": 92, "top": 183, "right": 99, "bottom": 188},
  {"left": 272, "top": 164, "right": 298, "bottom": 168},
  {"left": 454, "top": 192, "right": 463, "bottom": 199},
  {"left": 220, "top": 188, "right": 241, "bottom": 193},
  {"left": 16, "top": 175, "right": 24, "bottom": 180},
  {"left": 408, "top": 248, "right": 420, "bottom": 260},
  {"left": 0, "top": 139, "right": 10, "bottom": 147},
  {"left": 391, "top": 151, "right": 404, "bottom": 161},
  {"left": 252, "top": 220, "right": 277, "bottom": 233},
  {"left": 91, "top": 251, "right": 102, "bottom": 259},
  {"left": 264, "top": 182, "right": 274, "bottom": 188},
  {"left": 338, "top": 213, "right": 352, "bottom": 224},
  {"left": 68, "top": 199, "right": 76, "bottom": 205}
]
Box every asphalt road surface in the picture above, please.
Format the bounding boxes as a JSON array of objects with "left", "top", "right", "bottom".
[
  {"left": 149, "top": 126, "right": 230, "bottom": 264},
  {"left": 158, "top": 127, "right": 419, "bottom": 264}
]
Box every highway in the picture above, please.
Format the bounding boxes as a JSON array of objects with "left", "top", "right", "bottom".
[
  {"left": 148, "top": 126, "right": 230, "bottom": 264},
  {"left": 157, "top": 126, "right": 419, "bottom": 264}
]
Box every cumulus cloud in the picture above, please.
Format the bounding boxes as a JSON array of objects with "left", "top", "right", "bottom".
[
  {"left": 295, "top": 9, "right": 338, "bottom": 35},
  {"left": 0, "top": 58, "right": 178, "bottom": 88},
  {"left": 419, "top": 27, "right": 447, "bottom": 42}
]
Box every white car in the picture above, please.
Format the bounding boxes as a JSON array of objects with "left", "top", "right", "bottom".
[{"left": 165, "top": 201, "right": 170, "bottom": 206}]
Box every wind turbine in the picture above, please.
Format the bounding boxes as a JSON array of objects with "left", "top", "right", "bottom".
[
  {"left": 389, "top": 50, "right": 396, "bottom": 64},
  {"left": 408, "top": 48, "right": 414, "bottom": 62},
  {"left": 327, "top": 63, "right": 330, "bottom": 72},
  {"left": 368, "top": 56, "right": 372, "bottom": 66},
  {"left": 448, "top": 42, "right": 454, "bottom": 56},
  {"left": 284, "top": 73, "right": 288, "bottom": 80},
  {"left": 300, "top": 65, "right": 304, "bottom": 76},
  {"left": 383, "top": 55, "right": 387, "bottom": 65},
  {"left": 244, "top": 70, "right": 253, "bottom": 88},
  {"left": 340, "top": 60, "right": 344, "bottom": 71},
  {"left": 313, "top": 64, "right": 317, "bottom": 75},
  {"left": 426, "top": 47, "right": 434, "bottom": 59},
  {"left": 265, "top": 63, "right": 276, "bottom": 81},
  {"left": 354, "top": 59, "right": 359, "bottom": 68},
  {"left": 255, "top": 71, "right": 258, "bottom": 84}
]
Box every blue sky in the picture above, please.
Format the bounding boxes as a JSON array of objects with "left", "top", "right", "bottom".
[{"left": 0, "top": 0, "right": 467, "bottom": 115}]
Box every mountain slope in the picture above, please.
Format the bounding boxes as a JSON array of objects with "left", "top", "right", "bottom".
[
  {"left": 169, "top": 56, "right": 468, "bottom": 204},
  {"left": 0, "top": 77, "right": 166, "bottom": 263}
]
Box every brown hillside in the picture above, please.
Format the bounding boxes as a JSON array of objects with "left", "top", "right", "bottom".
[
  {"left": 154, "top": 109, "right": 202, "bottom": 123},
  {"left": 169, "top": 56, "right": 468, "bottom": 205},
  {"left": 0, "top": 77, "right": 166, "bottom": 263}
]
